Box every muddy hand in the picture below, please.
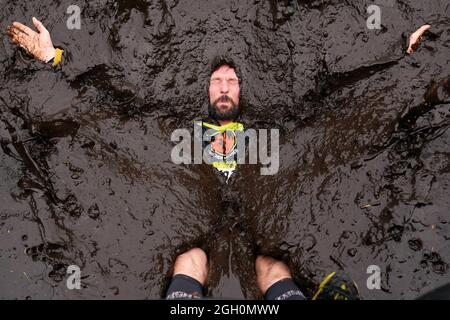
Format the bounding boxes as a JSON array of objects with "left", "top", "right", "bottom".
[
  {"left": 6, "top": 17, "right": 56, "bottom": 63},
  {"left": 407, "top": 24, "right": 431, "bottom": 55}
]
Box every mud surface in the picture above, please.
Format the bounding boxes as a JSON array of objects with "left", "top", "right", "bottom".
[{"left": 1, "top": 0, "right": 450, "bottom": 299}]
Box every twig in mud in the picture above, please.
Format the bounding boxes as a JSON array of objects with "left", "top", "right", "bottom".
[
  {"left": 360, "top": 202, "right": 381, "bottom": 209},
  {"left": 329, "top": 255, "right": 346, "bottom": 269}
]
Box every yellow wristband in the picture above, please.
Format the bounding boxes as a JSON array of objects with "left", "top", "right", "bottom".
[{"left": 52, "top": 48, "right": 64, "bottom": 66}]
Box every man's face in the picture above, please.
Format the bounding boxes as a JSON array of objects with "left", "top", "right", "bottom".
[{"left": 208, "top": 65, "right": 240, "bottom": 121}]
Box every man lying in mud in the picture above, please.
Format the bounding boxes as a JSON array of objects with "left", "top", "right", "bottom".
[
  {"left": 5, "top": 18, "right": 432, "bottom": 181},
  {"left": 4, "top": 18, "right": 441, "bottom": 300}
]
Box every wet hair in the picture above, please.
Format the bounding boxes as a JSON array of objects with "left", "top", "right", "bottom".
[{"left": 209, "top": 54, "right": 242, "bottom": 81}]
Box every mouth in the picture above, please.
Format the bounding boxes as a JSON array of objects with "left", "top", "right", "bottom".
[
  {"left": 218, "top": 100, "right": 231, "bottom": 107},
  {"left": 215, "top": 96, "right": 233, "bottom": 107}
]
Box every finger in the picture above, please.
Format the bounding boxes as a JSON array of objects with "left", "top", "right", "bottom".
[
  {"left": 7, "top": 25, "right": 25, "bottom": 36},
  {"left": 6, "top": 26, "right": 15, "bottom": 39},
  {"left": 8, "top": 34, "right": 25, "bottom": 49},
  {"left": 407, "top": 41, "right": 419, "bottom": 53},
  {"left": 6, "top": 28, "right": 26, "bottom": 49},
  {"left": 7, "top": 29, "right": 16, "bottom": 41},
  {"left": 411, "top": 25, "right": 431, "bottom": 39},
  {"left": 7, "top": 26, "right": 30, "bottom": 40},
  {"left": 6, "top": 26, "right": 21, "bottom": 40},
  {"left": 7, "top": 32, "right": 19, "bottom": 44},
  {"left": 407, "top": 25, "right": 431, "bottom": 54},
  {"left": 418, "top": 24, "right": 431, "bottom": 33},
  {"left": 12, "top": 21, "right": 34, "bottom": 36},
  {"left": 408, "top": 35, "right": 418, "bottom": 46},
  {"left": 32, "top": 17, "right": 48, "bottom": 34},
  {"left": 9, "top": 30, "right": 31, "bottom": 47},
  {"left": 6, "top": 27, "right": 34, "bottom": 53},
  {"left": 407, "top": 41, "right": 416, "bottom": 54}
]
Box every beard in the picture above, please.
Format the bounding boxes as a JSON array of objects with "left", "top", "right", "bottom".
[{"left": 209, "top": 95, "right": 240, "bottom": 121}]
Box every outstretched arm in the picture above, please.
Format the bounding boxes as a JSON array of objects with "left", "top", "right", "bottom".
[{"left": 6, "top": 17, "right": 63, "bottom": 66}]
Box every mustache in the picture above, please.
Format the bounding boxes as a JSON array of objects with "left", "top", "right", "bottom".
[{"left": 214, "top": 95, "right": 234, "bottom": 104}]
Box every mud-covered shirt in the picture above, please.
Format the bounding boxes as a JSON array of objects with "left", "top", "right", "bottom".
[{"left": 194, "top": 120, "right": 244, "bottom": 180}]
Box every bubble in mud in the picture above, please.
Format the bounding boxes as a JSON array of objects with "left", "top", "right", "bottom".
[
  {"left": 347, "top": 248, "right": 358, "bottom": 257},
  {"left": 88, "top": 204, "right": 101, "bottom": 219}
]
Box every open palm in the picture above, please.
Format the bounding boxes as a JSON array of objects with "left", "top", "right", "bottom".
[{"left": 6, "top": 17, "right": 56, "bottom": 62}]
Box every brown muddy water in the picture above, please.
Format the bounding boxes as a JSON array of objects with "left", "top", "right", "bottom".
[{"left": 1, "top": 0, "right": 449, "bottom": 299}]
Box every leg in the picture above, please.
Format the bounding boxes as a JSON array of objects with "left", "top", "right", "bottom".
[
  {"left": 255, "top": 256, "right": 305, "bottom": 300},
  {"left": 166, "top": 247, "right": 208, "bottom": 299}
]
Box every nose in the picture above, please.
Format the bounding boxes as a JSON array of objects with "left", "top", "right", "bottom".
[{"left": 219, "top": 81, "right": 229, "bottom": 94}]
